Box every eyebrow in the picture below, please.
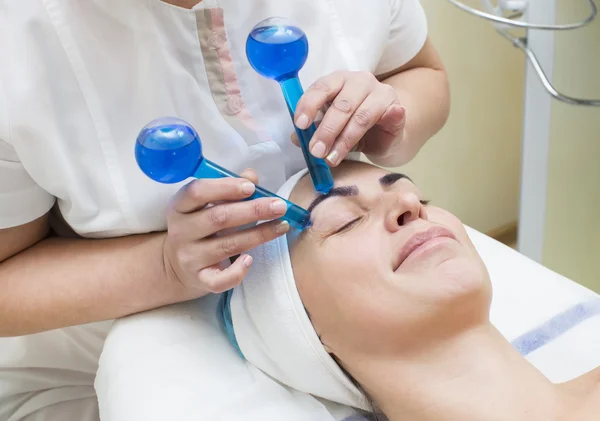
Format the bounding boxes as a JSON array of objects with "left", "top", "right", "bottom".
[
  {"left": 306, "top": 172, "right": 411, "bottom": 214},
  {"left": 379, "top": 172, "right": 411, "bottom": 186},
  {"left": 307, "top": 186, "right": 358, "bottom": 213}
]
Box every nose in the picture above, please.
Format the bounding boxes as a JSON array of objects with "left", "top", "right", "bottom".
[{"left": 384, "top": 191, "right": 426, "bottom": 232}]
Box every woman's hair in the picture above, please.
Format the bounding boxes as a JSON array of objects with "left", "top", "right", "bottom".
[
  {"left": 335, "top": 362, "right": 383, "bottom": 421},
  {"left": 337, "top": 362, "right": 384, "bottom": 420},
  {"left": 308, "top": 307, "right": 383, "bottom": 421}
]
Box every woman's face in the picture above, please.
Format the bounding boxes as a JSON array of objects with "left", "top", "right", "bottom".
[{"left": 288, "top": 161, "right": 492, "bottom": 363}]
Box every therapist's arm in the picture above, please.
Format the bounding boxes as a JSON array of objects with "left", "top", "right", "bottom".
[
  {"left": 373, "top": 38, "right": 450, "bottom": 167},
  {"left": 0, "top": 172, "right": 290, "bottom": 337},
  {"left": 0, "top": 214, "right": 178, "bottom": 337}
]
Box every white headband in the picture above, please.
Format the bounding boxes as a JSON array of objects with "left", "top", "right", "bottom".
[{"left": 229, "top": 158, "right": 369, "bottom": 410}]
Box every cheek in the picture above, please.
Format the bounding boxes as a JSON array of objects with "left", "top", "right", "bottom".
[
  {"left": 427, "top": 207, "right": 479, "bottom": 255},
  {"left": 426, "top": 206, "right": 463, "bottom": 230},
  {"left": 294, "top": 244, "right": 390, "bottom": 347},
  {"left": 296, "top": 244, "right": 386, "bottom": 312},
  {"left": 430, "top": 209, "right": 491, "bottom": 289}
]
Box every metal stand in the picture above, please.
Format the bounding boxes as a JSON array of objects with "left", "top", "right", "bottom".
[{"left": 446, "top": 0, "right": 600, "bottom": 106}]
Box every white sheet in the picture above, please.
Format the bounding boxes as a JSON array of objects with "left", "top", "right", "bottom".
[
  {"left": 0, "top": 320, "right": 111, "bottom": 421},
  {"left": 95, "top": 227, "right": 600, "bottom": 421},
  {"left": 467, "top": 227, "right": 600, "bottom": 382}
]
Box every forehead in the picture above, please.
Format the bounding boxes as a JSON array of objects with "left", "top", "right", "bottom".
[{"left": 289, "top": 161, "right": 389, "bottom": 208}]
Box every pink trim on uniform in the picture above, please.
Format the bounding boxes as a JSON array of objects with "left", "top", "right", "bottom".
[{"left": 208, "top": 8, "right": 272, "bottom": 143}]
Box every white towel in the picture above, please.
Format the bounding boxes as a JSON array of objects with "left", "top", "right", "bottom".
[{"left": 230, "top": 169, "right": 369, "bottom": 410}]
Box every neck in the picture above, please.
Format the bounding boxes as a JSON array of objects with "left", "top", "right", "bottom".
[
  {"left": 161, "top": 0, "right": 201, "bottom": 9},
  {"left": 350, "top": 323, "right": 568, "bottom": 421}
]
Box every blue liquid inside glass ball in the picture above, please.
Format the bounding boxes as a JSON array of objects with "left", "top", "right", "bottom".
[
  {"left": 246, "top": 18, "right": 309, "bottom": 81},
  {"left": 135, "top": 117, "right": 202, "bottom": 184}
]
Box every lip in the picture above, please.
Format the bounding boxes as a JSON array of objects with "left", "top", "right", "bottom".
[{"left": 394, "top": 226, "right": 457, "bottom": 270}]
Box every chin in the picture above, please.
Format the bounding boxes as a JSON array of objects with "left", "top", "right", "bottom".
[{"left": 433, "top": 257, "right": 491, "bottom": 303}]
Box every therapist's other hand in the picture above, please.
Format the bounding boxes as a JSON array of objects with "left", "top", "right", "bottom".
[
  {"left": 163, "top": 169, "right": 290, "bottom": 296},
  {"left": 292, "top": 70, "right": 406, "bottom": 166}
]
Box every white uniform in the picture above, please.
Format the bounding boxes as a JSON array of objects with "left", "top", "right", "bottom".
[{"left": 0, "top": 0, "right": 427, "bottom": 419}]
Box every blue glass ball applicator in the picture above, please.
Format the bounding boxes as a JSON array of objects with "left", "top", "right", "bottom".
[
  {"left": 135, "top": 117, "right": 311, "bottom": 230},
  {"left": 246, "top": 17, "right": 334, "bottom": 194}
]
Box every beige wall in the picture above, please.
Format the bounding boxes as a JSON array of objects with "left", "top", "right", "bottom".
[
  {"left": 384, "top": 1, "right": 526, "bottom": 233},
  {"left": 543, "top": 3, "right": 600, "bottom": 291}
]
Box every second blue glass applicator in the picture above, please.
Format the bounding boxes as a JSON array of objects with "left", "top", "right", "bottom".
[{"left": 246, "top": 17, "right": 334, "bottom": 194}]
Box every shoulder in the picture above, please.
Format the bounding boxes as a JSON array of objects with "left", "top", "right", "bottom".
[
  {"left": 326, "top": 0, "right": 392, "bottom": 24},
  {"left": 328, "top": 0, "right": 426, "bottom": 36}
]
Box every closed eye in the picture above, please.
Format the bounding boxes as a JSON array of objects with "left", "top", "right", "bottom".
[
  {"left": 332, "top": 200, "right": 429, "bottom": 235},
  {"left": 333, "top": 217, "right": 362, "bottom": 234}
]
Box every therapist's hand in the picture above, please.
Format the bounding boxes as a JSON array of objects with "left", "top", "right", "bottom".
[
  {"left": 162, "top": 169, "right": 289, "bottom": 297},
  {"left": 292, "top": 70, "right": 406, "bottom": 166}
]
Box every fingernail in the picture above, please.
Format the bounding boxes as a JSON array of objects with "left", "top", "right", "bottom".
[
  {"left": 275, "top": 220, "right": 290, "bottom": 234},
  {"left": 327, "top": 149, "right": 340, "bottom": 166},
  {"left": 311, "top": 141, "right": 327, "bottom": 158},
  {"left": 241, "top": 182, "right": 255, "bottom": 195},
  {"left": 243, "top": 255, "right": 253, "bottom": 268},
  {"left": 296, "top": 114, "right": 309, "bottom": 129},
  {"left": 270, "top": 199, "right": 288, "bottom": 214}
]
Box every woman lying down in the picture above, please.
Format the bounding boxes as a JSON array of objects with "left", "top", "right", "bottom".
[{"left": 219, "top": 160, "right": 599, "bottom": 421}]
